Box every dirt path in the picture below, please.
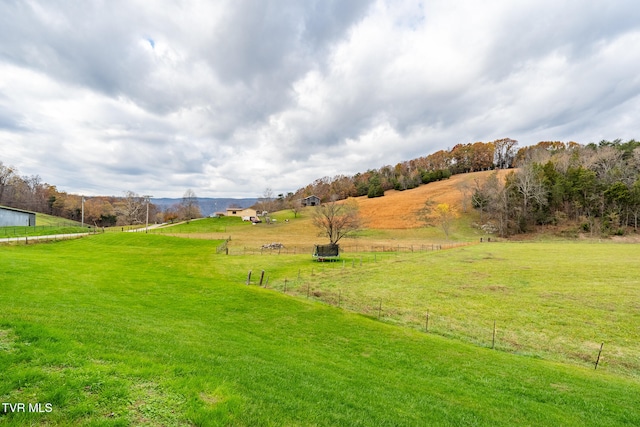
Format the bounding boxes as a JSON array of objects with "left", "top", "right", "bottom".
[{"left": 0, "top": 233, "right": 89, "bottom": 243}]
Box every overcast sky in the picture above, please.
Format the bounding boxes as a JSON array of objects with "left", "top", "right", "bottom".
[{"left": 1, "top": 1, "right": 639, "bottom": 198}]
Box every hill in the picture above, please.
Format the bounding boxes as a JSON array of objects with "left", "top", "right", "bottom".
[{"left": 354, "top": 170, "right": 509, "bottom": 229}]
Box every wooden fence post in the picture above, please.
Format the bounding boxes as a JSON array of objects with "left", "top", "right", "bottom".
[
  {"left": 492, "top": 320, "right": 496, "bottom": 349},
  {"left": 246, "top": 270, "right": 252, "bottom": 285},
  {"left": 595, "top": 342, "right": 604, "bottom": 370},
  {"left": 259, "top": 270, "right": 265, "bottom": 287}
]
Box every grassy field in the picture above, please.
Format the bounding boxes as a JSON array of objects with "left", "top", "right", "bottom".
[
  {"left": 1, "top": 233, "right": 640, "bottom": 425},
  {"left": 273, "top": 242, "right": 640, "bottom": 376},
  {"left": 35, "top": 213, "right": 82, "bottom": 227}
]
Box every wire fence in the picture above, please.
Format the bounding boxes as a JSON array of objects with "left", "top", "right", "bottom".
[
  {"left": 0, "top": 233, "right": 90, "bottom": 245},
  {"left": 242, "top": 252, "right": 618, "bottom": 374},
  {"left": 223, "top": 242, "right": 474, "bottom": 256},
  {"left": 0, "top": 224, "right": 86, "bottom": 236}
]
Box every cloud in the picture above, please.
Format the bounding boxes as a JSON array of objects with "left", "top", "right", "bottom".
[{"left": 1, "top": 0, "right": 639, "bottom": 197}]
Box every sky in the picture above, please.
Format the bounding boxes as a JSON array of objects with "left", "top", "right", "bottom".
[{"left": 1, "top": 0, "right": 640, "bottom": 198}]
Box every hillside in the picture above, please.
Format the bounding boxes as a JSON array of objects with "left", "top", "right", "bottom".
[{"left": 355, "top": 170, "right": 509, "bottom": 229}]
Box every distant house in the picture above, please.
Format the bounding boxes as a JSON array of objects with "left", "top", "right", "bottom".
[
  {"left": 301, "top": 195, "right": 321, "bottom": 207},
  {"left": 0, "top": 205, "right": 36, "bottom": 227},
  {"left": 226, "top": 207, "right": 257, "bottom": 218}
]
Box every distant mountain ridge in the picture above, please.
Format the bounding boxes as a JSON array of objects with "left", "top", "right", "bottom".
[{"left": 152, "top": 197, "right": 258, "bottom": 216}]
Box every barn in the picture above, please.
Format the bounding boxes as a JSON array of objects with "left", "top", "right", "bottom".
[
  {"left": 301, "top": 195, "right": 321, "bottom": 207},
  {"left": 0, "top": 205, "right": 36, "bottom": 227}
]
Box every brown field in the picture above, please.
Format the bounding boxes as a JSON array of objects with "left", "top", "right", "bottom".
[{"left": 354, "top": 169, "right": 509, "bottom": 229}]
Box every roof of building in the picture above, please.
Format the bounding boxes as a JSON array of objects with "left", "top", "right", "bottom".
[{"left": 0, "top": 205, "right": 36, "bottom": 215}]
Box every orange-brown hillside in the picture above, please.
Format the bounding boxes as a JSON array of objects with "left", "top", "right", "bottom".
[{"left": 353, "top": 170, "right": 510, "bottom": 229}]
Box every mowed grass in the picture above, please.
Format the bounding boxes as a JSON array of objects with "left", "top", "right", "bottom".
[
  {"left": 1, "top": 233, "right": 640, "bottom": 426},
  {"left": 0, "top": 225, "right": 88, "bottom": 238},
  {"left": 278, "top": 242, "right": 640, "bottom": 376},
  {"left": 35, "top": 213, "right": 81, "bottom": 227}
]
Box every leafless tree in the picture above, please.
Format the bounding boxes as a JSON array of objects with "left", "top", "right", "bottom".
[
  {"left": 457, "top": 181, "right": 472, "bottom": 213},
  {"left": 288, "top": 196, "right": 302, "bottom": 218},
  {"left": 493, "top": 138, "right": 518, "bottom": 169},
  {"left": 116, "top": 191, "right": 145, "bottom": 225},
  {"left": 513, "top": 163, "right": 548, "bottom": 225},
  {"left": 257, "top": 187, "right": 275, "bottom": 213},
  {"left": 0, "top": 162, "right": 16, "bottom": 205},
  {"left": 312, "top": 198, "right": 362, "bottom": 245},
  {"left": 181, "top": 189, "right": 201, "bottom": 220}
]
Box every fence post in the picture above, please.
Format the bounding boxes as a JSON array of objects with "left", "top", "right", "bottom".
[
  {"left": 595, "top": 342, "right": 604, "bottom": 370},
  {"left": 378, "top": 300, "right": 382, "bottom": 319},
  {"left": 492, "top": 320, "right": 496, "bottom": 349},
  {"left": 425, "top": 311, "right": 429, "bottom": 332},
  {"left": 246, "top": 270, "right": 252, "bottom": 285},
  {"left": 259, "top": 270, "right": 265, "bottom": 287}
]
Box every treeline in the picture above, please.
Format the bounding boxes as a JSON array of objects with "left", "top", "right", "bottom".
[
  {"left": 0, "top": 162, "right": 202, "bottom": 226},
  {"left": 472, "top": 139, "right": 640, "bottom": 236},
  {"left": 292, "top": 138, "right": 520, "bottom": 202}
]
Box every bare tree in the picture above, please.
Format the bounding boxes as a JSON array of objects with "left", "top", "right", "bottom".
[
  {"left": 288, "top": 196, "right": 302, "bottom": 218},
  {"left": 181, "top": 189, "right": 201, "bottom": 220},
  {"left": 493, "top": 138, "right": 518, "bottom": 169},
  {"left": 0, "top": 162, "right": 16, "bottom": 205},
  {"left": 116, "top": 191, "right": 145, "bottom": 225},
  {"left": 513, "top": 163, "right": 548, "bottom": 228},
  {"left": 257, "top": 187, "right": 275, "bottom": 213},
  {"left": 312, "top": 198, "right": 362, "bottom": 245},
  {"left": 457, "top": 181, "right": 472, "bottom": 213}
]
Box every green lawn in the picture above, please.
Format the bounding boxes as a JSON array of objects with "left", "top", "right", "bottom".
[
  {"left": 279, "top": 242, "right": 640, "bottom": 376},
  {"left": 153, "top": 216, "right": 246, "bottom": 234},
  {"left": 1, "top": 234, "right": 639, "bottom": 425}
]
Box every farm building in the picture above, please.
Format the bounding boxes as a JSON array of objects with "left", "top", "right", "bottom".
[
  {"left": 0, "top": 205, "right": 36, "bottom": 227},
  {"left": 225, "top": 207, "right": 257, "bottom": 218},
  {"left": 301, "top": 195, "right": 321, "bottom": 207}
]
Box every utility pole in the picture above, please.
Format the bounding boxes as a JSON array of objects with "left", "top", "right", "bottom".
[{"left": 144, "top": 195, "right": 153, "bottom": 233}]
